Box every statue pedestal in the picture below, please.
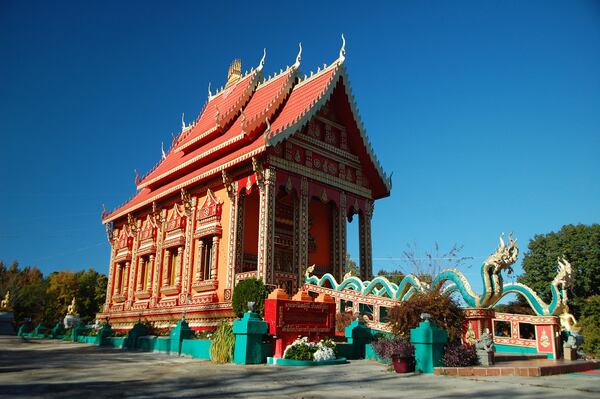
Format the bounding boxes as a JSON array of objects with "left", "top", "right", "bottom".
[
  {"left": 410, "top": 320, "right": 448, "bottom": 374},
  {"left": 63, "top": 314, "right": 81, "bottom": 329},
  {"left": 0, "top": 312, "right": 15, "bottom": 335},
  {"left": 563, "top": 346, "right": 577, "bottom": 361},
  {"left": 477, "top": 350, "right": 494, "bottom": 366}
]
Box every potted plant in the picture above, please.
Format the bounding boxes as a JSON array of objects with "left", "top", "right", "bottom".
[{"left": 372, "top": 337, "right": 415, "bottom": 373}]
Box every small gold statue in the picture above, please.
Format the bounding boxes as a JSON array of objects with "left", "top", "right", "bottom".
[
  {"left": 67, "top": 297, "right": 78, "bottom": 316},
  {"left": 559, "top": 306, "right": 578, "bottom": 332},
  {"left": 0, "top": 291, "right": 10, "bottom": 310}
]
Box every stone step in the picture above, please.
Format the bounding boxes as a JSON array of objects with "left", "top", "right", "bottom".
[
  {"left": 495, "top": 353, "right": 548, "bottom": 362},
  {"left": 435, "top": 359, "right": 600, "bottom": 377}
]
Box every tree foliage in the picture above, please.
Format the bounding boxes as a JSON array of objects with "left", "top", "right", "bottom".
[
  {"left": 388, "top": 289, "right": 465, "bottom": 342},
  {"left": 0, "top": 260, "right": 107, "bottom": 325},
  {"left": 344, "top": 253, "right": 359, "bottom": 277},
  {"left": 376, "top": 269, "right": 406, "bottom": 285},
  {"left": 579, "top": 295, "right": 600, "bottom": 359},
  {"left": 519, "top": 224, "right": 600, "bottom": 317},
  {"left": 231, "top": 278, "right": 269, "bottom": 318}
]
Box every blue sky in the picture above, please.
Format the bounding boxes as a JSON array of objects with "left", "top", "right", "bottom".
[{"left": 1, "top": 1, "right": 599, "bottom": 292}]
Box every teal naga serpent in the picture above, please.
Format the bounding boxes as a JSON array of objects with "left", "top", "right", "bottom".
[{"left": 304, "top": 234, "right": 573, "bottom": 317}]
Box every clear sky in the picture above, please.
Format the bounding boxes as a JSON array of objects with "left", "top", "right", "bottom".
[{"left": 1, "top": 0, "right": 599, "bottom": 292}]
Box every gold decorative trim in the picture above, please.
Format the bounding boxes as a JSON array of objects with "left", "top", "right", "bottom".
[
  {"left": 288, "top": 137, "right": 360, "bottom": 169},
  {"left": 105, "top": 148, "right": 265, "bottom": 223},
  {"left": 192, "top": 279, "right": 218, "bottom": 293},
  {"left": 269, "top": 155, "right": 372, "bottom": 198}
]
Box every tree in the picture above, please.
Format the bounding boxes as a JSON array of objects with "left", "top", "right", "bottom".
[
  {"left": 402, "top": 242, "right": 472, "bottom": 284},
  {"left": 344, "top": 253, "right": 358, "bottom": 277},
  {"left": 519, "top": 224, "right": 600, "bottom": 318},
  {"left": 44, "top": 271, "right": 78, "bottom": 324},
  {"left": 375, "top": 243, "right": 471, "bottom": 285},
  {"left": 388, "top": 290, "right": 465, "bottom": 342},
  {"left": 75, "top": 268, "right": 107, "bottom": 322},
  {"left": 376, "top": 269, "right": 405, "bottom": 285},
  {"left": 579, "top": 295, "right": 600, "bottom": 359},
  {"left": 0, "top": 261, "right": 47, "bottom": 323},
  {"left": 232, "top": 278, "right": 269, "bottom": 318},
  {"left": 0, "top": 260, "right": 108, "bottom": 325}
]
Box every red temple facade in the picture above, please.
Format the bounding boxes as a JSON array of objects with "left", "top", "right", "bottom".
[{"left": 99, "top": 40, "right": 392, "bottom": 329}]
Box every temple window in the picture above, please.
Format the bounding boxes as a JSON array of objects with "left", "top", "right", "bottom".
[
  {"left": 120, "top": 264, "right": 127, "bottom": 294},
  {"left": 518, "top": 322, "right": 536, "bottom": 340},
  {"left": 493, "top": 320, "right": 512, "bottom": 338},
  {"left": 169, "top": 249, "right": 179, "bottom": 286},
  {"left": 200, "top": 238, "right": 213, "bottom": 281}
]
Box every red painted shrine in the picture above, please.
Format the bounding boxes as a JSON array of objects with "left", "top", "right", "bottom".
[{"left": 99, "top": 42, "right": 392, "bottom": 329}]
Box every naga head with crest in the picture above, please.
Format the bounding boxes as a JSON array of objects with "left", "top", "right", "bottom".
[{"left": 485, "top": 233, "right": 519, "bottom": 275}]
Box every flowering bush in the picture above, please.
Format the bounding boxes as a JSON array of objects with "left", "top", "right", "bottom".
[
  {"left": 283, "top": 337, "right": 337, "bottom": 361},
  {"left": 371, "top": 337, "right": 414, "bottom": 361},
  {"left": 441, "top": 343, "right": 478, "bottom": 367}
]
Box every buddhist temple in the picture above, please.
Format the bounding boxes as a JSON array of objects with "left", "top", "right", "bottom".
[{"left": 98, "top": 37, "right": 392, "bottom": 329}]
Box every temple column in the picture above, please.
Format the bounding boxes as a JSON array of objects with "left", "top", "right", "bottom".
[
  {"left": 175, "top": 246, "right": 183, "bottom": 287},
  {"left": 136, "top": 258, "right": 143, "bottom": 292},
  {"left": 105, "top": 246, "right": 116, "bottom": 307},
  {"left": 211, "top": 236, "right": 219, "bottom": 280},
  {"left": 195, "top": 240, "right": 204, "bottom": 282},
  {"left": 257, "top": 168, "right": 276, "bottom": 284},
  {"left": 179, "top": 196, "right": 195, "bottom": 301},
  {"left": 122, "top": 262, "right": 130, "bottom": 296},
  {"left": 163, "top": 250, "right": 171, "bottom": 287},
  {"left": 112, "top": 263, "right": 121, "bottom": 298},
  {"left": 296, "top": 177, "right": 309, "bottom": 282},
  {"left": 359, "top": 200, "right": 373, "bottom": 280},
  {"left": 332, "top": 192, "right": 347, "bottom": 281},
  {"left": 146, "top": 255, "right": 154, "bottom": 291},
  {"left": 151, "top": 209, "right": 166, "bottom": 306},
  {"left": 225, "top": 181, "right": 239, "bottom": 296}
]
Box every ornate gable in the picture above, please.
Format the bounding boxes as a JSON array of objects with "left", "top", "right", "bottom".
[{"left": 194, "top": 189, "right": 223, "bottom": 238}]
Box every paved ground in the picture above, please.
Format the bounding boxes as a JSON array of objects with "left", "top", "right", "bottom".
[{"left": 1, "top": 336, "right": 599, "bottom": 399}]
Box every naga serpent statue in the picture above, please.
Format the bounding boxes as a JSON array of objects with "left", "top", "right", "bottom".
[
  {"left": 304, "top": 264, "right": 428, "bottom": 301},
  {"left": 433, "top": 233, "right": 519, "bottom": 308},
  {"left": 304, "top": 233, "right": 574, "bottom": 317}
]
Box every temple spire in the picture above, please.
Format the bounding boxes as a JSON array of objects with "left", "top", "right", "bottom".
[{"left": 225, "top": 59, "right": 242, "bottom": 88}]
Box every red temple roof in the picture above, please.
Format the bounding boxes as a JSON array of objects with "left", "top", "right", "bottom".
[{"left": 104, "top": 44, "right": 391, "bottom": 223}]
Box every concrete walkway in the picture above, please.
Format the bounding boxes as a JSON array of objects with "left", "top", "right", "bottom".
[{"left": 0, "top": 337, "right": 599, "bottom": 399}]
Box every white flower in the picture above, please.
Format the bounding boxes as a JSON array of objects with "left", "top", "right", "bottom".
[{"left": 313, "top": 346, "right": 336, "bottom": 362}]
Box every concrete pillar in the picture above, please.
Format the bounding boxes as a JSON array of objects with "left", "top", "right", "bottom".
[
  {"left": 233, "top": 311, "right": 269, "bottom": 364},
  {"left": 410, "top": 320, "right": 448, "bottom": 374}
]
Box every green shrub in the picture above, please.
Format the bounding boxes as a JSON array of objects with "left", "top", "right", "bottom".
[
  {"left": 210, "top": 322, "right": 235, "bottom": 363},
  {"left": 442, "top": 343, "right": 478, "bottom": 367},
  {"left": 387, "top": 290, "right": 465, "bottom": 342},
  {"left": 232, "top": 278, "right": 269, "bottom": 318},
  {"left": 580, "top": 295, "right": 600, "bottom": 359}
]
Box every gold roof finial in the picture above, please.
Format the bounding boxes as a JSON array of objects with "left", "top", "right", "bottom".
[
  {"left": 339, "top": 33, "right": 346, "bottom": 62},
  {"left": 257, "top": 48, "right": 266, "bottom": 72},
  {"left": 226, "top": 59, "right": 242, "bottom": 88},
  {"left": 293, "top": 43, "right": 302, "bottom": 69}
]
